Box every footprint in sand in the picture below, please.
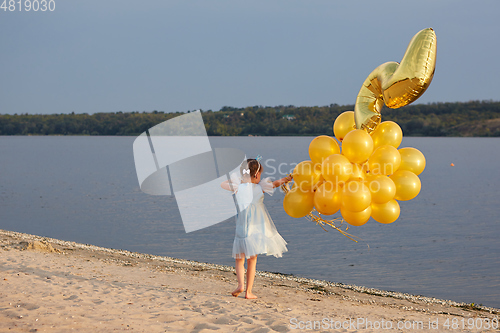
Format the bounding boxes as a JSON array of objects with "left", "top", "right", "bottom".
[
  {"left": 213, "top": 316, "right": 235, "bottom": 325},
  {"left": 270, "top": 324, "right": 289, "bottom": 332},
  {"left": 193, "top": 323, "right": 220, "bottom": 331},
  {"left": 18, "top": 302, "right": 40, "bottom": 311},
  {"left": 63, "top": 295, "right": 79, "bottom": 301},
  {"left": 252, "top": 328, "right": 272, "bottom": 333}
]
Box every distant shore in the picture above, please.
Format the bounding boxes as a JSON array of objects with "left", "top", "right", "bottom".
[
  {"left": 1, "top": 229, "right": 498, "bottom": 332},
  {"left": 1, "top": 100, "right": 499, "bottom": 137}
]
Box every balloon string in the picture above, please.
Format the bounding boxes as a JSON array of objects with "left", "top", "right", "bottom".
[
  {"left": 306, "top": 210, "right": 360, "bottom": 243},
  {"left": 281, "top": 178, "right": 360, "bottom": 243}
]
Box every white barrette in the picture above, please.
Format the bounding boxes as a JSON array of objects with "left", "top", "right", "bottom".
[{"left": 242, "top": 169, "right": 250, "bottom": 175}]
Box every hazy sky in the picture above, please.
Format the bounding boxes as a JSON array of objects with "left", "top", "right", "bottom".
[{"left": 1, "top": 0, "right": 499, "bottom": 115}]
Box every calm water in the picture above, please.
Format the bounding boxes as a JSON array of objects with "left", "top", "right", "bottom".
[{"left": 1, "top": 136, "right": 499, "bottom": 308}]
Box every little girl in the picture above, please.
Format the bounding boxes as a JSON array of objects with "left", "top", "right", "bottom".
[{"left": 221, "top": 158, "right": 292, "bottom": 299}]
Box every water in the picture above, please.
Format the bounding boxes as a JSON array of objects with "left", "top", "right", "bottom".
[{"left": 1, "top": 136, "right": 499, "bottom": 308}]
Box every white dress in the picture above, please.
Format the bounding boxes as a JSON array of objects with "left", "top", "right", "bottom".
[{"left": 229, "top": 173, "right": 288, "bottom": 259}]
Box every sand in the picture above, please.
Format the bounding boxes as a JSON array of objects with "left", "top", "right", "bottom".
[{"left": 0, "top": 229, "right": 498, "bottom": 333}]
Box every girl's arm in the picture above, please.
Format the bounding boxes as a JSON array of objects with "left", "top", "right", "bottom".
[
  {"left": 272, "top": 175, "right": 293, "bottom": 188},
  {"left": 221, "top": 180, "right": 233, "bottom": 191}
]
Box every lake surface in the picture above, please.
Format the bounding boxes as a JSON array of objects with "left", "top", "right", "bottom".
[{"left": 1, "top": 136, "right": 499, "bottom": 308}]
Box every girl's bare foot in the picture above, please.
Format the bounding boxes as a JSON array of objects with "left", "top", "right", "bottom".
[
  {"left": 232, "top": 287, "right": 244, "bottom": 297},
  {"left": 245, "top": 292, "right": 258, "bottom": 299}
]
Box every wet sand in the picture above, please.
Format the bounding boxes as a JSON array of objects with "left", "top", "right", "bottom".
[{"left": 0, "top": 229, "right": 498, "bottom": 332}]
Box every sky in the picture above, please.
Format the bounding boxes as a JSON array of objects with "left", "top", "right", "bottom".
[{"left": 1, "top": 0, "right": 499, "bottom": 115}]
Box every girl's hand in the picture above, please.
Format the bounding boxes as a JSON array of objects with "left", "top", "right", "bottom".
[
  {"left": 221, "top": 180, "right": 233, "bottom": 191},
  {"left": 273, "top": 175, "right": 292, "bottom": 188}
]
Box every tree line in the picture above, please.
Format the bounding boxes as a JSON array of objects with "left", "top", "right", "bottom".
[{"left": 1, "top": 100, "right": 499, "bottom": 137}]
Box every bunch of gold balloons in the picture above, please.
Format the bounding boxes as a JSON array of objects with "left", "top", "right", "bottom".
[
  {"left": 283, "top": 28, "right": 436, "bottom": 228},
  {"left": 283, "top": 114, "right": 426, "bottom": 226}
]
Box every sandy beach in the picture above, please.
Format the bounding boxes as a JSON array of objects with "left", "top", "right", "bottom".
[{"left": 0, "top": 229, "right": 498, "bottom": 332}]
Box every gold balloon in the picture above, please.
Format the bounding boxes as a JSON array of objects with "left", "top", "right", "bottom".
[
  {"left": 368, "top": 175, "right": 396, "bottom": 204},
  {"left": 314, "top": 181, "right": 342, "bottom": 215},
  {"left": 364, "top": 170, "right": 377, "bottom": 184},
  {"left": 341, "top": 205, "right": 371, "bottom": 227},
  {"left": 341, "top": 180, "right": 371, "bottom": 212},
  {"left": 371, "top": 121, "right": 403, "bottom": 149},
  {"left": 398, "top": 147, "right": 426, "bottom": 175},
  {"left": 308, "top": 135, "right": 340, "bottom": 165},
  {"left": 283, "top": 187, "right": 315, "bottom": 218},
  {"left": 368, "top": 145, "right": 401, "bottom": 176},
  {"left": 321, "top": 154, "right": 351, "bottom": 183},
  {"left": 354, "top": 28, "right": 437, "bottom": 132},
  {"left": 333, "top": 111, "right": 355, "bottom": 142},
  {"left": 389, "top": 170, "right": 421, "bottom": 201},
  {"left": 347, "top": 163, "right": 366, "bottom": 182},
  {"left": 371, "top": 199, "right": 400, "bottom": 224},
  {"left": 341, "top": 129, "right": 374, "bottom": 164},
  {"left": 361, "top": 162, "right": 369, "bottom": 174},
  {"left": 293, "top": 161, "right": 323, "bottom": 191}
]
